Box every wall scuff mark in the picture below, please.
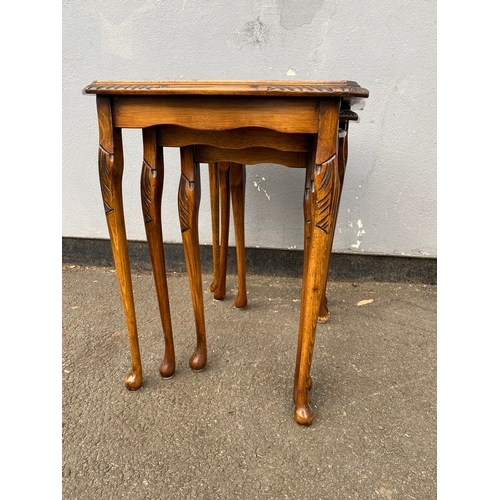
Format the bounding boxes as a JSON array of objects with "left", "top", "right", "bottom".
[
  {"left": 234, "top": 17, "right": 270, "bottom": 48},
  {"left": 279, "top": 0, "right": 326, "bottom": 29}
]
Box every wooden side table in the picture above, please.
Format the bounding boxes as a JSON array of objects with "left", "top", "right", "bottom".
[
  {"left": 83, "top": 80, "right": 369, "bottom": 425},
  {"left": 208, "top": 106, "right": 362, "bottom": 319}
]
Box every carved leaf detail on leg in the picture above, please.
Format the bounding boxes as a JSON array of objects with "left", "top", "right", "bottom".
[
  {"left": 314, "top": 156, "right": 338, "bottom": 234},
  {"left": 99, "top": 146, "right": 114, "bottom": 215},
  {"left": 178, "top": 173, "right": 193, "bottom": 233},
  {"left": 141, "top": 159, "right": 155, "bottom": 224}
]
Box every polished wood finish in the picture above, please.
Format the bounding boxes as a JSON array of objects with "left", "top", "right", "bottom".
[
  {"left": 85, "top": 80, "right": 368, "bottom": 425},
  {"left": 158, "top": 126, "right": 313, "bottom": 152},
  {"left": 84, "top": 80, "right": 368, "bottom": 98},
  {"left": 141, "top": 127, "right": 176, "bottom": 378},
  {"left": 208, "top": 163, "right": 220, "bottom": 293},
  {"left": 96, "top": 96, "right": 142, "bottom": 390},
  {"left": 208, "top": 162, "right": 248, "bottom": 308},
  {"left": 229, "top": 163, "right": 247, "bottom": 309},
  {"left": 213, "top": 162, "right": 231, "bottom": 301},
  {"left": 212, "top": 109, "right": 358, "bottom": 323},
  {"left": 178, "top": 146, "right": 207, "bottom": 371},
  {"left": 293, "top": 99, "right": 343, "bottom": 424},
  {"left": 195, "top": 146, "right": 307, "bottom": 168},
  {"left": 113, "top": 96, "right": 320, "bottom": 133},
  {"left": 317, "top": 120, "right": 350, "bottom": 322}
]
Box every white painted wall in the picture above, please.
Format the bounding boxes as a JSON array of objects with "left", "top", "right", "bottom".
[{"left": 63, "top": 0, "right": 436, "bottom": 257}]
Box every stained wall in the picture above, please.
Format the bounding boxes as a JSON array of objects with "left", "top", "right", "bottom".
[{"left": 63, "top": 0, "right": 436, "bottom": 257}]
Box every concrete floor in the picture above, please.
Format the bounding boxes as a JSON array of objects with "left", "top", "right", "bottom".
[{"left": 62, "top": 265, "right": 436, "bottom": 499}]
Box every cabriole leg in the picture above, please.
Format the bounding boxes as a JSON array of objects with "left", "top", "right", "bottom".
[
  {"left": 141, "top": 127, "right": 175, "bottom": 379},
  {"left": 213, "top": 162, "right": 231, "bottom": 301},
  {"left": 97, "top": 96, "right": 142, "bottom": 390},
  {"left": 208, "top": 162, "right": 220, "bottom": 293},
  {"left": 230, "top": 163, "right": 247, "bottom": 308},
  {"left": 318, "top": 125, "right": 348, "bottom": 323},
  {"left": 293, "top": 100, "right": 342, "bottom": 425},
  {"left": 178, "top": 146, "right": 207, "bottom": 370}
]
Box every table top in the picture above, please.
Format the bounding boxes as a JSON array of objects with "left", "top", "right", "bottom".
[{"left": 83, "top": 80, "right": 369, "bottom": 99}]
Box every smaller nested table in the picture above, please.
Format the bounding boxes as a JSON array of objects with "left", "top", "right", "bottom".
[{"left": 83, "top": 80, "right": 369, "bottom": 425}]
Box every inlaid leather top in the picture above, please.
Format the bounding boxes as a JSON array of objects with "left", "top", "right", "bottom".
[{"left": 83, "top": 80, "right": 369, "bottom": 98}]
